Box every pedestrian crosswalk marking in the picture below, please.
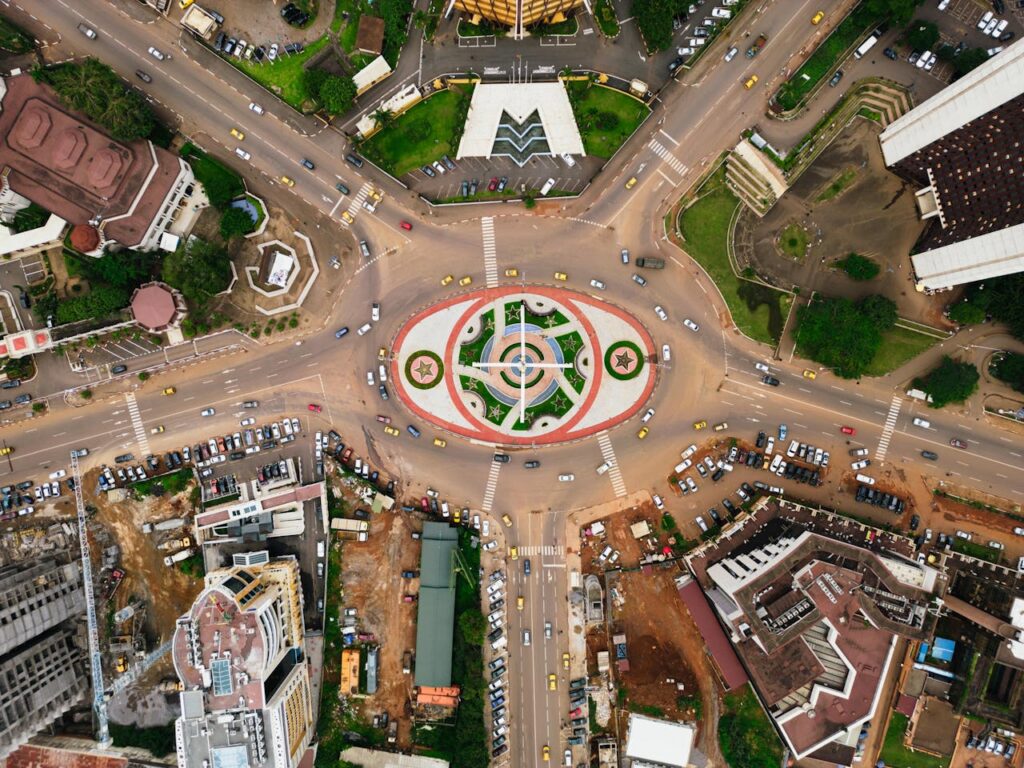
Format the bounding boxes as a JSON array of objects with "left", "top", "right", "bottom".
[
  {"left": 875, "top": 395, "right": 902, "bottom": 462},
  {"left": 481, "top": 461, "right": 502, "bottom": 512},
  {"left": 124, "top": 393, "right": 150, "bottom": 456},
  {"left": 517, "top": 545, "right": 566, "bottom": 556},
  {"left": 648, "top": 139, "right": 688, "bottom": 178},
  {"left": 341, "top": 184, "right": 371, "bottom": 226},
  {"left": 596, "top": 431, "right": 627, "bottom": 498},
  {"left": 481, "top": 217, "right": 499, "bottom": 287}
]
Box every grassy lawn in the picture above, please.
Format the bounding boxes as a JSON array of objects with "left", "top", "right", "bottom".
[
  {"left": 180, "top": 143, "right": 245, "bottom": 207},
  {"left": 952, "top": 538, "right": 1001, "bottom": 563},
  {"left": 0, "top": 16, "right": 33, "bottom": 54},
  {"left": 816, "top": 166, "right": 858, "bottom": 202},
  {"left": 593, "top": 0, "right": 620, "bottom": 36},
  {"left": 775, "top": 1, "right": 880, "bottom": 111},
  {"left": 677, "top": 170, "right": 790, "bottom": 345},
  {"left": 360, "top": 87, "right": 472, "bottom": 176},
  {"left": 233, "top": 36, "right": 330, "bottom": 110},
  {"left": 567, "top": 82, "right": 650, "bottom": 159},
  {"left": 778, "top": 222, "right": 809, "bottom": 260},
  {"left": 718, "top": 685, "right": 784, "bottom": 768},
  {"left": 879, "top": 713, "right": 951, "bottom": 768},
  {"left": 863, "top": 324, "right": 940, "bottom": 377}
]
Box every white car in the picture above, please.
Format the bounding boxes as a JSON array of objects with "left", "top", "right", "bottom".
[
  {"left": 366, "top": 371, "right": 375, "bottom": 386},
  {"left": 49, "top": 469, "right": 67, "bottom": 480},
  {"left": 937, "top": 0, "right": 950, "bottom": 9},
  {"left": 724, "top": 46, "right": 738, "bottom": 61},
  {"left": 765, "top": 436, "right": 775, "bottom": 454},
  {"left": 755, "top": 362, "right": 770, "bottom": 373},
  {"left": 653, "top": 494, "right": 665, "bottom": 510},
  {"left": 240, "top": 417, "right": 255, "bottom": 426},
  {"left": 983, "top": 17, "right": 999, "bottom": 35},
  {"left": 851, "top": 459, "right": 870, "bottom": 470},
  {"left": 590, "top": 279, "right": 606, "bottom": 290},
  {"left": 558, "top": 473, "right": 575, "bottom": 482},
  {"left": 641, "top": 408, "right": 655, "bottom": 424},
  {"left": 482, "top": 520, "right": 490, "bottom": 536},
  {"left": 654, "top": 305, "right": 668, "bottom": 321},
  {"left": 662, "top": 344, "right": 671, "bottom": 361},
  {"left": 685, "top": 476, "right": 698, "bottom": 493},
  {"left": 379, "top": 364, "right": 388, "bottom": 383},
  {"left": 235, "top": 147, "right": 251, "bottom": 161},
  {"left": 147, "top": 46, "right": 166, "bottom": 60},
  {"left": 683, "top": 318, "right": 700, "bottom": 332},
  {"left": 993, "top": 19, "right": 1008, "bottom": 37},
  {"left": 249, "top": 102, "right": 265, "bottom": 115},
  {"left": 201, "top": 408, "right": 216, "bottom": 417},
  {"left": 357, "top": 322, "right": 372, "bottom": 336},
  {"left": 977, "top": 10, "right": 993, "bottom": 30},
  {"left": 371, "top": 302, "right": 381, "bottom": 321}
]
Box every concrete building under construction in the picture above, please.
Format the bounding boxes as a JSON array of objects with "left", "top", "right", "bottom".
[{"left": 0, "top": 560, "right": 87, "bottom": 759}]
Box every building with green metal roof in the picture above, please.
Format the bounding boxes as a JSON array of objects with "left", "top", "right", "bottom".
[{"left": 413, "top": 522, "right": 459, "bottom": 688}]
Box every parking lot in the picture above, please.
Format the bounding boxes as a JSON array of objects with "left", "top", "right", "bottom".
[{"left": 409, "top": 153, "right": 600, "bottom": 202}]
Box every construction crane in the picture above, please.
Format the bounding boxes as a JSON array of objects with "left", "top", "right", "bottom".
[
  {"left": 71, "top": 453, "right": 111, "bottom": 748},
  {"left": 109, "top": 639, "right": 173, "bottom": 696}
]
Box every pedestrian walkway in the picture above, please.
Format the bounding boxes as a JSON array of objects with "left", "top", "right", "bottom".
[
  {"left": 481, "top": 217, "right": 499, "bottom": 287},
  {"left": 517, "top": 545, "right": 565, "bottom": 556},
  {"left": 648, "top": 139, "right": 688, "bottom": 178},
  {"left": 124, "top": 393, "right": 150, "bottom": 456},
  {"left": 596, "top": 431, "right": 627, "bottom": 498},
  {"left": 481, "top": 460, "right": 502, "bottom": 512},
  {"left": 876, "top": 395, "right": 903, "bottom": 462},
  {"left": 341, "top": 184, "right": 371, "bottom": 226}
]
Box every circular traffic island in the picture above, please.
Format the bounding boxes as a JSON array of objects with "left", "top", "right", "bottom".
[{"left": 391, "top": 287, "right": 656, "bottom": 446}]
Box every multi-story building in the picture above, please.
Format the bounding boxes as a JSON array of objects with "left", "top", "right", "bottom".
[
  {"left": 0, "top": 73, "right": 196, "bottom": 256},
  {"left": 0, "top": 561, "right": 87, "bottom": 759},
  {"left": 445, "top": 0, "right": 583, "bottom": 37},
  {"left": 880, "top": 40, "right": 1024, "bottom": 291},
  {"left": 172, "top": 551, "right": 314, "bottom": 768}
]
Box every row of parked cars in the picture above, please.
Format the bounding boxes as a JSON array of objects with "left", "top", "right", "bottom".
[
  {"left": 0, "top": 474, "right": 72, "bottom": 519},
  {"left": 485, "top": 566, "right": 510, "bottom": 759},
  {"left": 212, "top": 32, "right": 303, "bottom": 61}
]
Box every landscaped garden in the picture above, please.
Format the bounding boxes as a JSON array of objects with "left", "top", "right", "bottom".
[
  {"left": 879, "top": 712, "right": 951, "bottom": 768},
  {"left": 233, "top": 38, "right": 331, "bottom": 110},
  {"left": 816, "top": 166, "right": 859, "bottom": 202},
  {"left": 862, "top": 323, "right": 940, "bottom": 377},
  {"left": 674, "top": 167, "right": 791, "bottom": 346},
  {"left": 718, "top": 685, "right": 784, "bottom": 768},
  {"left": 359, "top": 86, "right": 473, "bottom": 177},
  {"left": 593, "top": 0, "right": 620, "bottom": 36},
  {"left": 778, "top": 222, "right": 809, "bottom": 260},
  {"left": 567, "top": 80, "right": 649, "bottom": 159}
]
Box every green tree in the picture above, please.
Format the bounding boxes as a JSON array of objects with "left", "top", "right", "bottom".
[
  {"left": 954, "top": 48, "right": 989, "bottom": 75},
  {"left": 857, "top": 294, "right": 898, "bottom": 331},
  {"left": 80, "top": 389, "right": 93, "bottom": 400},
  {"left": 905, "top": 20, "right": 939, "bottom": 51},
  {"left": 65, "top": 249, "right": 157, "bottom": 289},
  {"left": 983, "top": 273, "right": 1024, "bottom": 339},
  {"left": 632, "top": 0, "right": 680, "bottom": 52},
  {"left": 865, "top": 0, "right": 916, "bottom": 25},
  {"left": 304, "top": 68, "right": 329, "bottom": 100},
  {"left": 948, "top": 300, "right": 986, "bottom": 325},
  {"left": 913, "top": 355, "right": 979, "bottom": 408},
  {"left": 138, "top": 371, "right": 150, "bottom": 381},
  {"left": 836, "top": 253, "right": 880, "bottom": 281},
  {"left": 794, "top": 295, "right": 895, "bottom": 379},
  {"left": 990, "top": 352, "right": 1024, "bottom": 393},
  {"left": 379, "top": 0, "right": 414, "bottom": 63},
  {"left": 458, "top": 608, "right": 486, "bottom": 645},
  {"left": 56, "top": 284, "right": 131, "bottom": 324},
  {"left": 319, "top": 75, "right": 357, "bottom": 115},
  {"left": 161, "top": 238, "right": 231, "bottom": 308},
  {"left": 219, "top": 207, "right": 255, "bottom": 239},
  {"left": 371, "top": 107, "right": 394, "bottom": 129}
]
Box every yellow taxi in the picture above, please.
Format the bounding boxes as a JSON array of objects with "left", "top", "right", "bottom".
[
  {"left": 554, "top": 271, "right": 568, "bottom": 281},
  {"left": 509, "top": 546, "right": 518, "bottom": 560},
  {"left": 745, "top": 75, "right": 759, "bottom": 89},
  {"left": 542, "top": 746, "right": 550, "bottom": 762},
  {"left": 502, "top": 513, "right": 513, "bottom": 527},
  {"left": 150, "top": 425, "right": 164, "bottom": 434},
  {"left": 384, "top": 425, "right": 400, "bottom": 437},
  {"left": 378, "top": 346, "right": 388, "bottom": 361},
  {"left": 811, "top": 10, "right": 824, "bottom": 24},
  {"left": 441, "top": 274, "right": 454, "bottom": 286},
  {"left": 0, "top": 446, "right": 12, "bottom": 456},
  {"left": 453, "top": 508, "right": 461, "bottom": 523},
  {"left": 230, "top": 127, "right": 244, "bottom": 140},
  {"left": 433, "top": 437, "right": 447, "bottom": 448},
  {"left": 562, "top": 652, "right": 570, "bottom": 669},
  {"left": 517, "top": 595, "right": 525, "bottom": 610},
  {"left": 802, "top": 369, "right": 817, "bottom": 380},
  {"left": 180, "top": 0, "right": 194, "bottom": 8},
  {"left": 505, "top": 267, "right": 519, "bottom": 277},
  {"left": 548, "top": 673, "right": 557, "bottom": 691},
  {"left": 637, "top": 426, "right": 649, "bottom": 440},
  {"left": 693, "top": 419, "right": 707, "bottom": 430},
  {"left": 341, "top": 211, "right": 354, "bottom": 223},
  {"left": 459, "top": 276, "right": 473, "bottom": 287},
  {"left": 163, "top": 387, "right": 176, "bottom": 395},
  {"left": 368, "top": 188, "right": 383, "bottom": 201},
  {"left": 625, "top": 176, "right": 638, "bottom": 190},
  {"left": 280, "top": 176, "right": 295, "bottom": 187}
]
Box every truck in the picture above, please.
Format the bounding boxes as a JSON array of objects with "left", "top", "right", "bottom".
[
  {"left": 634, "top": 257, "right": 665, "bottom": 269},
  {"left": 158, "top": 536, "right": 191, "bottom": 551},
  {"left": 746, "top": 34, "right": 767, "bottom": 57},
  {"left": 387, "top": 721, "right": 397, "bottom": 744},
  {"left": 142, "top": 517, "right": 187, "bottom": 534},
  {"left": 402, "top": 650, "right": 413, "bottom": 674},
  {"left": 163, "top": 547, "right": 196, "bottom": 566},
  {"left": 180, "top": 5, "right": 218, "bottom": 39},
  {"left": 330, "top": 518, "right": 369, "bottom": 533},
  {"left": 156, "top": 678, "right": 184, "bottom": 694}
]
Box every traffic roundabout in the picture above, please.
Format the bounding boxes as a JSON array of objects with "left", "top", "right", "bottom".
[{"left": 391, "top": 286, "right": 657, "bottom": 445}]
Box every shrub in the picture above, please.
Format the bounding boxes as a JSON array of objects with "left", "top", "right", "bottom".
[
  {"left": 837, "top": 252, "right": 880, "bottom": 281},
  {"left": 913, "top": 356, "right": 979, "bottom": 408}
]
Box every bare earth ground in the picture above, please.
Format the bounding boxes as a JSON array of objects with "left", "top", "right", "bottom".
[{"left": 337, "top": 506, "right": 422, "bottom": 748}]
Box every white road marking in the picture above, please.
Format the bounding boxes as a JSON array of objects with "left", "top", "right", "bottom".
[
  {"left": 596, "top": 431, "right": 627, "bottom": 497},
  {"left": 124, "top": 392, "right": 151, "bottom": 456},
  {"left": 481, "top": 217, "right": 499, "bottom": 287},
  {"left": 875, "top": 395, "right": 903, "bottom": 462},
  {"left": 481, "top": 461, "right": 502, "bottom": 512}
]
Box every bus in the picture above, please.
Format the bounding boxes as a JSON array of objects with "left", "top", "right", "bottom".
[{"left": 854, "top": 33, "right": 879, "bottom": 59}]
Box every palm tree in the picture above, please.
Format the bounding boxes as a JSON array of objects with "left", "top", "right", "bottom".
[{"left": 371, "top": 108, "right": 394, "bottom": 129}]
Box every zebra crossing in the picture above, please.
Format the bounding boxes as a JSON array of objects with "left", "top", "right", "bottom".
[
  {"left": 875, "top": 395, "right": 903, "bottom": 462},
  {"left": 596, "top": 431, "right": 627, "bottom": 498},
  {"left": 481, "top": 217, "right": 499, "bottom": 287},
  {"left": 341, "top": 184, "right": 371, "bottom": 226},
  {"left": 517, "top": 545, "right": 566, "bottom": 557},
  {"left": 481, "top": 460, "right": 502, "bottom": 512},
  {"left": 648, "top": 139, "right": 688, "bottom": 178},
  {"left": 124, "top": 393, "right": 150, "bottom": 456}
]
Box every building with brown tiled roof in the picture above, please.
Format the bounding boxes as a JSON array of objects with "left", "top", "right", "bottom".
[
  {"left": 0, "top": 73, "right": 196, "bottom": 255},
  {"left": 172, "top": 551, "right": 314, "bottom": 768},
  {"left": 355, "top": 15, "right": 385, "bottom": 55},
  {"left": 880, "top": 39, "right": 1024, "bottom": 291},
  {"left": 129, "top": 281, "right": 185, "bottom": 332}
]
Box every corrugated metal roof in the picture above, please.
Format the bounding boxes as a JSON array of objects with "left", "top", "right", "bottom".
[
  {"left": 880, "top": 38, "right": 1024, "bottom": 166},
  {"left": 911, "top": 221, "right": 1024, "bottom": 290},
  {"left": 677, "top": 578, "right": 749, "bottom": 690},
  {"left": 413, "top": 523, "right": 458, "bottom": 688}
]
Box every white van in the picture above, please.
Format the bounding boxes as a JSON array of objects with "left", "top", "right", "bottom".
[
  {"left": 317, "top": 541, "right": 325, "bottom": 558},
  {"left": 711, "top": 7, "right": 731, "bottom": 17},
  {"left": 596, "top": 461, "right": 611, "bottom": 475},
  {"left": 539, "top": 178, "right": 556, "bottom": 196},
  {"left": 912, "top": 417, "right": 930, "bottom": 428},
  {"left": 674, "top": 459, "right": 692, "bottom": 474},
  {"left": 561, "top": 153, "right": 576, "bottom": 167},
  {"left": 855, "top": 473, "right": 876, "bottom": 485},
  {"left": 491, "top": 635, "right": 508, "bottom": 651}
]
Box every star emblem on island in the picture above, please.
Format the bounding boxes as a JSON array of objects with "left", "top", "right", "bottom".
[
  {"left": 613, "top": 349, "right": 634, "bottom": 370},
  {"left": 414, "top": 359, "right": 434, "bottom": 380}
]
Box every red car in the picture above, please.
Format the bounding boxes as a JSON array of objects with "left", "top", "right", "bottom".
[
  {"left": 376, "top": 414, "right": 391, "bottom": 424},
  {"left": 400, "top": 220, "right": 412, "bottom": 231},
  {"left": 420, "top": 497, "right": 430, "bottom": 511},
  {"left": 488, "top": 176, "right": 498, "bottom": 192},
  {"left": 308, "top": 403, "right": 322, "bottom": 413},
  {"left": 840, "top": 426, "right": 856, "bottom": 435},
  {"left": 950, "top": 437, "right": 967, "bottom": 449}
]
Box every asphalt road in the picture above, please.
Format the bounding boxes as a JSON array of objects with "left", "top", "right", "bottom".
[{"left": 5, "top": 1, "right": 1024, "bottom": 767}]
